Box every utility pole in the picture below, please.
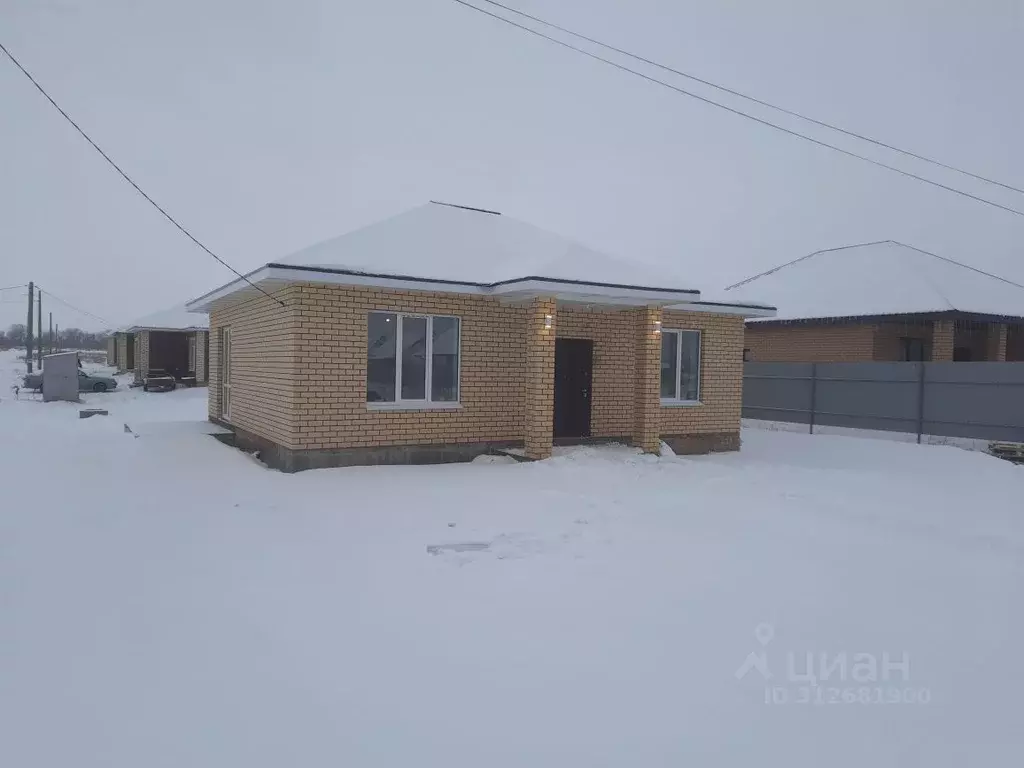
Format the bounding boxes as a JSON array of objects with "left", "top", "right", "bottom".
[
  {"left": 37, "top": 287, "right": 43, "bottom": 367},
  {"left": 55, "top": 324, "right": 59, "bottom": 352},
  {"left": 26, "top": 281, "right": 34, "bottom": 374},
  {"left": 49, "top": 312, "right": 53, "bottom": 354}
]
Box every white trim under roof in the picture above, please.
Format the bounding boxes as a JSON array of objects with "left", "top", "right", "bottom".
[
  {"left": 124, "top": 325, "right": 209, "bottom": 333},
  {"left": 664, "top": 300, "right": 776, "bottom": 318},
  {"left": 185, "top": 265, "right": 710, "bottom": 312}
]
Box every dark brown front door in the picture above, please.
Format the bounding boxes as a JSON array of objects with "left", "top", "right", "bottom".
[{"left": 553, "top": 338, "right": 593, "bottom": 439}]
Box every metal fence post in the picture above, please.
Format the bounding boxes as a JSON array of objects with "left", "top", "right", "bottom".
[
  {"left": 916, "top": 362, "right": 926, "bottom": 444},
  {"left": 809, "top": 363, "right": 818, "bottom": 435}
]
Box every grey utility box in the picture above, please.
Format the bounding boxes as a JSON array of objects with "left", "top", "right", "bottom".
[{"left": 42, "top": 352, "right": 80, "bottom": 403}]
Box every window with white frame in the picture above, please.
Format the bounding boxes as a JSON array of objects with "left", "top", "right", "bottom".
[
  {"left": 366, "top": 312, "right": 461, "bottom": 405},
  {"left": 660, "top": 329, "right": 701, "bottom": 403}
]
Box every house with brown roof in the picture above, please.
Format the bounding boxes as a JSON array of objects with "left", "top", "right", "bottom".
[
  {"left": 186, "top": 202, "right": 774, "bottom": 471},
  {"left": 724, "top": 241, "right": 1024, "bottom": 363}
]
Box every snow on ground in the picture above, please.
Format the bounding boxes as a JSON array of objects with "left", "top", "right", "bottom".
[
  {"left": 1, "top": 347, "right": 1022, "bottom": 766},
  {"left": 744, "top": 417, "right": 996, "bottom": 453}
]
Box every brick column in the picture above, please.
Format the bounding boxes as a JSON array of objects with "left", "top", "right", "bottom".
[
  {"left": 195, "top": 330, "right": 209, "bottom": 383},
  {"left": 985, "top": 323, "right": 1007, "bottom": 362},
  {"left": 135, "top": 330, "right": 150, "bottom": 383},
  {"left": 931, "top": 319, "right": 954, "bottom": 362},
  {"left": 116, "top": 333, "right": 128, "bottom": 373},
  {"left": 524, "top": 297, "right": 556, "bottom": 460},
  {"left": 632, "top": 306, "right": 662, "bottom": 454}
]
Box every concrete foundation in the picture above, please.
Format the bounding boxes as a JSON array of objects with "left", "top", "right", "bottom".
[
  {"left": 220, "top": 422, "right": 520, "bottom": 472},
  {"left": 661, "top": 431, "right": 740, "bottom": 454},
  {"left": 213, "top": 421, "right": 741, "bottom": 471}
]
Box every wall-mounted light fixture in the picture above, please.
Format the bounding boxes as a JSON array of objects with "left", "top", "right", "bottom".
[
  {"left": 653, "top": 320, "right": 662, "bottom": 334},
  {"left": 544, "top": 314, "right": 553, "bottom": 330}
]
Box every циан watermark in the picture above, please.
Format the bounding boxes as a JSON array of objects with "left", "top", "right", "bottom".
[{"left": 735, "top": 623, "right": 931, "bottom": 705}]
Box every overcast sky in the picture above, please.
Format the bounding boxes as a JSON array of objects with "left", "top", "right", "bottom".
[{"left": 2, "top": 0, "right": 1022, "bottom": 331}]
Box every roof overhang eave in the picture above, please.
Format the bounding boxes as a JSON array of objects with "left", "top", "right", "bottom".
[
  {"left": 186, "top": 265, "right": 703, "bottom": 311},
  {"left": 748, "top": 308, "right": 1024, "bottom": 325},
  {"left": 665, "top": 300, "right": 777, "bottom": 318}
]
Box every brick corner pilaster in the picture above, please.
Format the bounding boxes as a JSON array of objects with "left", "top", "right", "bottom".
[
  {"left": 985, "top": 322, "right": 1007, "bottom": 362},
  {"left": 931, "top": 319, "right": 954, "bottom": 362},
  {"left": 632, "top": 306, "right": 662, "bottom": 454},
  {"left": 134, "top": 330, "right": 150, "bottom": 383},
  {"left": 524, "top": 297, "right": 556, "bottom": 460}
]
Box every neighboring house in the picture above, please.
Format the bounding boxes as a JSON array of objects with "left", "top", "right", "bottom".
[
  {"left": 724, "top": 241, "right": 1024, "bottom": 363},
  {"left": 109, "top": 305, "right": 210, "bottom": 384},
  {"left": 186, "top": 202, "right": 775, "bottom": 471}
]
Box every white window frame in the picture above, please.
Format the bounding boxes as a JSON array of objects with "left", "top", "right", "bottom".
[
  {"left": 660, "top": 328, "right": 702, "bottom": 406},
  {"left": 220, "top": 326, "right": 232, "bottom": 420},
  {"left": 366, "top": 311, "right": 461, "bottom": 410}
]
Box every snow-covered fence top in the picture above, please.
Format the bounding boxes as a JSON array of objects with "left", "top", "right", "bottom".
[{"left": 743, "top": 362, "right": 1024, "bottom": 444}]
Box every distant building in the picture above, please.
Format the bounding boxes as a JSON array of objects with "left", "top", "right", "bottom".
[
  {"left": 724, "top": 241, "right": 1024, "bottom": 362},
  {"left": 109, "top": 305, "right": 210, "bottom": 384}
]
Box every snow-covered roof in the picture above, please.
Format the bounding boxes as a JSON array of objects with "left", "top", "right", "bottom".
[
  {"left": 724, "top": 240, "right": 1024, "bottom": 322},
  {"left": 122, "top": 304, "right": 209, "bottom": 333},
  {"left": 187, "top": 202, "right": 775, "bottom": 316},
  {"left": 276, "top": 201, "right": 687, "bottom": 287}
]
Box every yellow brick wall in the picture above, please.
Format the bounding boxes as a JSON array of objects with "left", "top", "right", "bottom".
[
  {"left": 209, "top": 286, "right": 300, "bottom": 448},
  {"left": 932, "top": 319, "right": 954, "bottom": 362},
  {"left": 660, "top": 311, "right": 745, "bottom": 436},
  {"left": 208, "top": 284, "right": 748, "bottom": 453},
  {"left": 195, "top": 330, "right": 209, "bottom": 383},
  {"left": 633, "top": 306, "right": 663, "bottom": 452},
  {"left": 872, "top": 321, "right": 930, "bottom": 361},
  {"left": 745, "top": 322, "right": 877, "bottom": 362},
  {"left": 525, "top": 298, "right": 556, "bottom": 458},
  {"left": 116, "top": 333, "right": 129, "bottom": 374},
  {"left": 134, "top": 330, "right": 150, "bottom": 384},
  {"left": 1008, "top": 324, "right": 1024, "bottom": 362},
  {"left": 556, "top": 306, "right": 637, "bottom": 438},
  {"left": 292, "top": 284, "right": 527, "bottom": 450},
  {"left": 984, "top": 323, "right": 1007, "bottom": 362}
]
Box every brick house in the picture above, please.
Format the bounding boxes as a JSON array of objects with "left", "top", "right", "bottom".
[
  {"left": 723, "top": 241, "right": 1024, "bottom": 363},
  {"left": 185, "top": 202, "right": 774, "bottom": 471},
  {"left": 109, "top": 305, "right": 210, "bottom": 384}
]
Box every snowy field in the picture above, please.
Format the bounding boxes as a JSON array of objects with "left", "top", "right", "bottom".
[{"left": 1, "top": 347, "right": 1022, "bottom": 766}]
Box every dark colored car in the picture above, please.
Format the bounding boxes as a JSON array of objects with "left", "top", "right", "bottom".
[{"left": 142, "top": 369, "right": 177, "bottom": 392}]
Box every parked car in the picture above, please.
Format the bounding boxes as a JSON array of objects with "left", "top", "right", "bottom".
[
  {"left": 22, "top": 370, "right": 118, "bottom": 393},
  {"left": 142, "top": 369, "right": 177, "bottom": 392}
]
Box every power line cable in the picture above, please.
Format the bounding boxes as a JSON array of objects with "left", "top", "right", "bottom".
[
  {"left": 0, "top": 284, "right": 28, "bottom": 292},
  {"left": 0, "top": 40, "right": 286, "bottom": 307},
  {"left": 886, "top": 239, "right": 1024, "bottom": 288},
  {"left": 476, "top": 0, "right": 1024, "bottom": 197},
  {"left": 38, "top": 288, "right": 111, "bottom": 326},
  {"left": 450, "top": 0, "right": 1024, "bottom": 218}
]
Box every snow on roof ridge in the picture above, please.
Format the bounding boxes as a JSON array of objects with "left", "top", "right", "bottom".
[
  {"left": 273, "top": 202, "right": 695, "bottom": 291},
  {"left": 726, "top": 240, "right": 1024, "bottom": 292},
  {"left": 724, "top": 240, "right": 892, "bottom": 290},
  {"left": 723, "top": 240, "right": 1024, "bottom": 322},
  {"left": 123, "top": 303, "right": 209, "bottom": 332},
  {"left": 886, "top": 240, "right": 1024, "bottom": 290}
]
